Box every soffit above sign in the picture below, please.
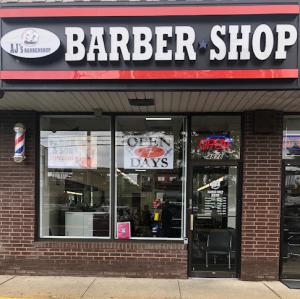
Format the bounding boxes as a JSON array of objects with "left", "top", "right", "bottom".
[{"left": 1, "top": 89, "right": 300, "bottom": 111}]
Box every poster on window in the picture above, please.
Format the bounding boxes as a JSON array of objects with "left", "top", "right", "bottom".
[
  {"left": 123, "top": 133, "right": 174, "bottom": 169},
  {"left": 117, "top": 222, "right": 131, "bottom": 240},
  {"left": 283, "top": 134, "right": 300, "bottom": 159},
  {"left": 47, "top": 131, "right": 97, "bottom": 169},
  {"left": 204, "top": 178, "right": 228, "bottom": 216}
]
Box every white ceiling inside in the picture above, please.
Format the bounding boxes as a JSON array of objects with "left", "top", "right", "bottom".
[{"left": 0, "top": 90, "right": 300, "bottom": 112}]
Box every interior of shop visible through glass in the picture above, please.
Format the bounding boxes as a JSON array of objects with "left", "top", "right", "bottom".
[
  {"left": 115, "top": 116, "right": 186, "bottom": 239},
  {"left": 40, "top": 116, "right": 111, "bottom": 238},
  {"left": 189, "top": 116, "right": 240, "bottom": 275}
]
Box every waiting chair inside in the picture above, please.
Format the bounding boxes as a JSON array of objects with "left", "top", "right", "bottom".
[{"left": 205, "top": 230, "right": 232, "bottom": 269}]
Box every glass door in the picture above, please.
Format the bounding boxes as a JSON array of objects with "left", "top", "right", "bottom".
[
  {"left": 189, "top": 165, "right": 238, "bottom": 277},
  {"left": 282, "top": 165, "right": 300, "bottom": 279}
]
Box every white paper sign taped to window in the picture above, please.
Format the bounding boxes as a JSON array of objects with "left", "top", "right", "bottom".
[
  {"left": 123, "top": 133, "right": 174, "bottom": 169},
  {"left": 47, "top": 131, "right": 97, "bottom": 169}
]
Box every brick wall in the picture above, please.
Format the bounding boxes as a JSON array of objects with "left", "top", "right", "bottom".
[
  {"left": 0, "top": 110, "right": 284, "bottom": 279},
  {"left": 0, "top": 111, "right": 187, "bottom": 278},
  {"left": 0, "top": 111, "right": 37, "bottom": 262},
  {"left": 241, "top": 111, "right": 282, "bottom": 280}
]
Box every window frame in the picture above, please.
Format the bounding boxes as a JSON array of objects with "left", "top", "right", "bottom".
[
  {"left": 37, "top": 113, "right": 241, "bottom": 242},
  {"left": 114, "top": 115, "right": 188, "bottom": 241},
  {"left": 38, "top": 113, "right": 188, "bottom": 241},
  {"left": 38, "top": 114, "right": 112, "bottom": 240}
]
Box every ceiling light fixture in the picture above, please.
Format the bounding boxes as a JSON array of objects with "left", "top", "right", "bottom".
[{"left": 145, "top": 117, "right": 172, "bottom": 121}]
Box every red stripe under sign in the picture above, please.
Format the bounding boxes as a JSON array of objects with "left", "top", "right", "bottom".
[
  {"left": 0, "top": 5, "right": 298, "bottom": 18},
  {"left": 0, "top": 69, "right": 298, "bottom": 80}
]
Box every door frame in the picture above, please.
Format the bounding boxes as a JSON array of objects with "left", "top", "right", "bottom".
[{"left": 187, "top": 161, "right": 242, "bottom": 278}]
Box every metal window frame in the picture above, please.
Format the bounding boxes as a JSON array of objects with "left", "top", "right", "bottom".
[
  {"left": 37, "top": 113, "right": 112, "bottom": 240},
  {"left": 113, "top": 114, "right": 187, "bottom": 241}
]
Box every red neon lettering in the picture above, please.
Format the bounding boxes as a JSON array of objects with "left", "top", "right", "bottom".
[{"left": 198, "top": 137, "right": 231, "bottom": 152}]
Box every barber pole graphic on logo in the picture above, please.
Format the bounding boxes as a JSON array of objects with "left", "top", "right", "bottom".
[
  {"left": 1, "top": 28, "right": 60, "bottom": 59},
  {"left": 13, "top": 123, "right": 26, "bottom": 163}
]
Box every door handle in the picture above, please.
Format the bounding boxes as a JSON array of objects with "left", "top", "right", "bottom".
[{"left": 190, "top": 214, "right": 194, "bottom": 231}]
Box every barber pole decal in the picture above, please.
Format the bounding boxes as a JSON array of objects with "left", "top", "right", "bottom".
[{"left": 13, "top": 123, "right": 26, "bottom": 163}]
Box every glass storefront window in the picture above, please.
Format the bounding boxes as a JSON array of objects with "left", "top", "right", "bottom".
[
  {"left": 282, "top": 116, "right": 300, "bottom": 278},
  {"left": 115, "top": 116, "right": 186, "bottom": 239},
  {"left": 282, "top": 165, "right": 300, "bottom": 279},
  {"left": 191, "top": 116, "right": 241, "bottom": 160},
  {"left": 40, "top": 116, "right": 111, "bottom": 238},
  {"left": 283, "top": 116, "right": 300, "bottom": 159}
]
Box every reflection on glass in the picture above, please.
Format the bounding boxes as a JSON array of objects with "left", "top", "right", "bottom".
[
  {"left": 40, "top": 116, "right": 111, "bottom": 238},
  {"left": 191, "top": 166, "right": 237, "bottom": 274},
  {"left": 115, "top": 116, "right": 186, "bottom": 239},
  {"left": 191, "top": 116, "right": 241, "bottom": 160},
  {"left": 282, "top": 166, "right": 300, "bottom": 278}
]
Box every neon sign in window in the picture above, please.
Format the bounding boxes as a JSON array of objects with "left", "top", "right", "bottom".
[{"left": 192, "top": 131, "right": 240, "bottom": 160}]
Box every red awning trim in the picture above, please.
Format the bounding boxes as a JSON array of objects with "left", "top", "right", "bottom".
[
  {"left": 0, "top": 69, "right": 297, "bottom": 80},
  {"left": 0, "top": 5, "right": 298, "bottom": 18}
]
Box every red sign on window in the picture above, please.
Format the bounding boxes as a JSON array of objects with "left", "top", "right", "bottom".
[
  {"left": 117, "top": 222, "right": 131, "bottom": 240},
  {"left": 198, "top": 135, "right": 232, "bottom": 152}
]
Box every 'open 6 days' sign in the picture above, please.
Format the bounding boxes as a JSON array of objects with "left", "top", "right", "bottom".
[{"left": 124, "top": 134, "right": 174, "bottom": 170}]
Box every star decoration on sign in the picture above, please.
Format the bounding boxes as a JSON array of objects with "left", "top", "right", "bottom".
[{"left": 198, "top": 40, "right": 208, "bottom": 50}]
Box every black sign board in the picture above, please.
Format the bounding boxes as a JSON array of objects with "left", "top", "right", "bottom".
[{"left": 0, "top": 4, "right": 299, "bottom": 90}]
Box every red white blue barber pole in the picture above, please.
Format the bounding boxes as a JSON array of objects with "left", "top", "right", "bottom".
[{"left": 13, "top": 123, "right": 26, "bottom": 163}]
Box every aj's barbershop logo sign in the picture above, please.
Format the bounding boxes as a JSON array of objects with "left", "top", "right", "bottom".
[
  {"left": 0, "top": 28, "right": 60, "bottom": 58},
  {"left": 0, "top": 24, "right": 297, "bottom": 61},
  {"left": 124, "top": 134, "right": 174, "bottom": 169}
]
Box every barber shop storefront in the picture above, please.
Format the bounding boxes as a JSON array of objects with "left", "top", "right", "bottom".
[{"left": 1, "top": 1, "right": 300, "bottom": 282}]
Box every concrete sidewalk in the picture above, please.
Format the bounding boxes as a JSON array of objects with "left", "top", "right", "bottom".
[{"left": 0, "top": 275, "right": 299, "bottom": 299}]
